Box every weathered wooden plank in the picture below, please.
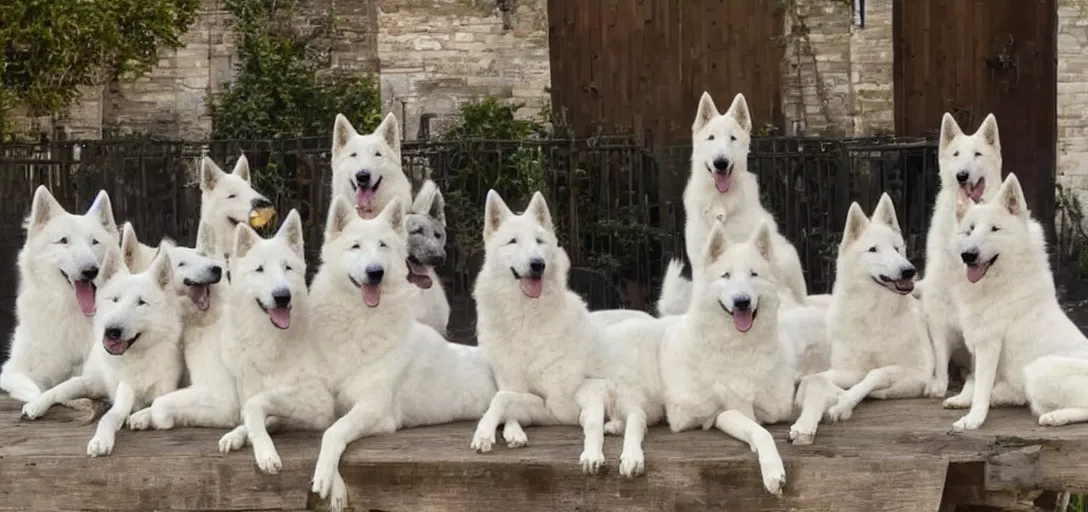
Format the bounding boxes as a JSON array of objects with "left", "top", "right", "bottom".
[{"left": 3, "top": 397, "right": 1088, "bottom": 511}]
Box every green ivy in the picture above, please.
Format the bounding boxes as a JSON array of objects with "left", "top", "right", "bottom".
[{"left": 0, "top": 0, "right": 199, "bottom": 138}]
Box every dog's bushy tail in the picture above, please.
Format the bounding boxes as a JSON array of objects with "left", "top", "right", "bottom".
[{"left": 656, "top": 259, "right": 692, "bottom": 317}]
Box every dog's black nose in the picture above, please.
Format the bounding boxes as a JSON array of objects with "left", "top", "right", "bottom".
[
  {"left": 960, "top": 249, "right": 979, "bottom": 265},
  {"left": 271, "top": 288, "right": 292, "bottom": 308},
  {"left": 81, "top": 266, "right": 99, "bottom": 281},
  {"left": 251, "top": 197, "right": 273, "bottom": 210},
  {"left": 528, "top": 258, "right": 546, "bottom": 277},
  {"left": 956, "top": 170, "right": 969, "bottom": 183},
  {"left": 365, "top": 265, "right": 385, "bottom": 283},
  {"left": 355, "top": 169, "right": 371, "bottom": 186},
  {"left": 901, "top": 267, "right": 917, "bottom": 280},
  {"left": 104, "top": 326, "right": 123, "bottom": 340},
  {"left": 712, "top": 157, "right": 731, "bottom": 172},
  {"left": 733, "top": 296, "right": 751, "bottom": 310},
  {"left": 210, "top": 266, "right": 223, "bottom": 280}
]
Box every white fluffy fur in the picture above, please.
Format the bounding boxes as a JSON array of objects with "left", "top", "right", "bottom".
[
  {"left": 307, "top": 197, "right": 502, "bottom": 511},
  {"left": 1, "top": 186, "right": 119, "bottom": 403},
  {"left": 944, "top": 174, "right": 1088, "bottom": 430},
  {"left": 921, "top": 113, "right": 1003, "bottom": 396},
  {"left": 199, "top": 154, "right": 274, "bottom": 259},
  {"left": 789, "top": 194, "right": 937, "bottom": 445},
  {"left": 215, "top": 211, "right": 336, "bottom": 474},
  {"left": 659, "top": 221, "right": 794, "bottom": 496},
  {"left": 330, "top": 113, "right": 413, "bottom": 221},
  {"left": 469, "top": 190, "right": 612, "bottom": 475},
  {"left": 20, "top": 246, "right": 183, "bottom": 457},
  {"left": 120, "top": 221, "right": 160, "bottom": 272}
]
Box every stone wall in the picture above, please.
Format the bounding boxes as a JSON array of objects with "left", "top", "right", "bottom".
[
  {"left": 1056, "top": 0, "right": 1088, "bottom": 203},
  {"left": 376, "top": 0, "right": 551, "bottom": 139}
]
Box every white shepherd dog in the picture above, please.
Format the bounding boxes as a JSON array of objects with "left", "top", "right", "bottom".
[
  {"left": 21, "top": 245, "right": 183, "bottom": 457},
  {"left": 127, "top": 222, "right": 239, "bottom": 430},
  {"left": 789, "top": 194, "right": 937, "bottom": 445},
  {"left": 120, "top": 221, "right": 160, "bottom": 272},
  {"left": 921, "top": 113, "right": 1003, "bottom": 396},
  {"left": 469, "top": 190, "right": 612, "bottom": 475},
  {"left": 308, "top": 197, "right": 503, "bottom": 511},
  {"left": 405, "top": 179, "right": 452, "bottom": 335},
  {"left": 946, "top": 174, "right": 1088, "bottom": 430},
  {"left": 659, "top": 221, "right": 793, "bottom": 496},
  {"left": 199, "top": 154, "right": 276, "bottom": 259},
  {"left": 329, "top": 113, "right": 412, "bottom": 220},
  {"left": 216, "top": 211, "right": 336, "bottom": 473},
  {"left": 1, "top": 186, "right": 119, "bottom": 403},
  {"left": 656, "top": 91, "right": 808, "bottom": 316}
]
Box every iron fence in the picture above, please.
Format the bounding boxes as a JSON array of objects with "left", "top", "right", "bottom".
[{"left": 0, "top": 135, "right": 941, "bottom": 348}]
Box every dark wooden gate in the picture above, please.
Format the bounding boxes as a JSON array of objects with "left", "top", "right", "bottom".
[
  {"left": 893, "top": 0, "right": 1057, "bottom": 239},
  {"left": 547, "top": 0, "right": 784, "bottom": 147}
]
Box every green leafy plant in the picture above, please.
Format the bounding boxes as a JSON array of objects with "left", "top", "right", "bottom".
[{"left": 0, "top": 0, "right": 199, "bottom": 137}]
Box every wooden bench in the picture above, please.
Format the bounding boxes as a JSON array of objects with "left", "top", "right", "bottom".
[{"left": 2, "top": 397, "right": 1086, "bottom": 511}]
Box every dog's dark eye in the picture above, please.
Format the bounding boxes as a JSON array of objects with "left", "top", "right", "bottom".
[
  {"left": 507, "top": 238, "right": 517, "bottom": 245},
  {"left": 351, "top": 243, "right": 361, "bottom": 249},
  {"left": 868, "top": 246, "right": 877, "bottom": 253},
  {"left": 137, "top": 298, "right": 147, "bottom": 306},
  {"left": 375, "top": 151, "right": 382, "bottom": 157},
  {"left": 434, "top": 232, "right": 443, "bottom": 239},
  {"left": 227, "top": 194, "right": 237, "bottom": 199},
  {"left": 722, "top": 272, "right": 731, "bottom": 279},
  {"left": 730, "top": 135, "right": 737, "bottom": 141},
  {"left": 350, "top": 152, "right": 358, "bottom": 158},
  {"left": 535, "top": 238, "right": 544, "bottom": 244},
  {"left": 379, "top": 241, "right": 388, "bottom": 248},
  {"left": 969, "top": 224, "right": 976, "bottom": 231},
  {"left": 285, "top": 264, "right": 293, "bottom": 272},
  {"left": 57, "top": 237, "right": 68, "bottom": 244},
  {"left": 953, "top": 151, "right": 960, "bottom": 157},
  {"left": 991, "top": 226, "right": 1000, "bottom": 232},
  {"left": 111, "top": 296, "right": 119, "bottom": 303},
  {"left": 91, "top": 238, "right": 100, "bottom": 245},
  {"left": 177, "top": 261, "right": 186, "bottom": 267},
  {"left": 255, "top": 265, "right": 264, "bottom": 273},
  {"left": 707, "top": 135, "right": 715, "bottom": 141},
  {"left": 974, "top": 151, "right": 982, "bottom": 157},
  {"left": 750, "top": 270, "right": 758, "bottom": 277}
]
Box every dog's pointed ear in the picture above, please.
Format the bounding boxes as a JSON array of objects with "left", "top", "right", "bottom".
[
  {"left": 996, "top": 173, "right": 1027, "bottom": 217},
  {"left": 27, "top": 185, "right": 65, "bottom": 234},
  {"left": 325, "top": 196, "right": 355, "bottom": 240},
  {"left": 148, "top": 247, "right": 174, "bottom": 291},
  {"left": 87, "top": 190, "right": 119, "bottom": 240},
  {"left": 702, "top": 222, "right": 730, "bottom": 266},
  {"left": 726, "top": 93, "right": 752, "bottom": 134},
  {"left": 483, "top": 189, "right": 513, "bottom": 242},
  {"left": 939, "top": 113, "right": 963, "bottom": 152},
  {"left": 842, "top": 202, "right": 870, "bottom": 247},
  {"left": 232, "top": 154, "right": 251, "bottom": 183},
  {"left": 525, "top": 191, "right": 554, "bottom": 233},
  {"left": 379, "top": 197, "right": 406, "bottom": 237},
  {"left": 201, "top": 156, "right": 226, "bottom": 192},
  {"left": 429, "top": 185, "right": 446, "bottom": 226},
  {"left": 977, "top": 113, "right": 1001, "bottom": 153},
  {"left": 749, "top": 221, "right": 774, "bottom": 262},
  {"left": 374, "top": 112, "right": 401, "bottom": 153},
  {"left": 332, "top": 113, "right": 358, "bottom": 158},
  {"left": 275, "top": 209, "right": 305, "bottom": 258},
  {"left": 693, "top": 91, "right": 719, "bottom": 133},
  {"left": 872, "top": 193, "right": 901, "bottom": 233},
  {"left": 121, "top": 222, "right": 141, "bottom": 271},
  {"left": 195, "top": 220, "right": 216, "bottom": 254},
  {"left": 99, "top": 245, "right": 126, "bottom": 284},
  {"left": 232, "top": 223, "right": 259, "bottom": 260}
]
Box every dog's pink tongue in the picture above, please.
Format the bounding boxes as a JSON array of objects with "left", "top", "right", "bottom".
[
  {"left": 75, "top": 282, "right": 96, "bottom": 316},
  {"left": 520, "top": 277, "right": 543, "bottom": 299},
  {"left": 714, "top": 173, "right": 732, "bottom": 193},
  {"left": 733, "top": 309, "right": 754, "bottom": 332},
  {"left": 363, "top": 284, "right": 381, "bottom": 307},
  {"left": 190, "top": 285, "right": 212, "bottom": 311},
  {"left": 102, "top": 337, "right": 126, "bottom": 356},
  {"left": 356, "top": 187, "right": 375, "bottom": 213},
  {"left": 268, "top": 307, "right": 291, "bottom": 329},
  {"left": 968, "top": 180, "right": 985, "bottom": 202},
  {"left": 407, "top": 273, "right": 433, "bottom": 289},
  {"left": 966, "top": 266, "right": 984, "bottom": 284}
]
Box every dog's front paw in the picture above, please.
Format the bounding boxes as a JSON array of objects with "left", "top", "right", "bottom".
[
  {"left": 324, "top": 471, "right": 349, "bottom": 512},
  {"left": 925, "top": 378, "right": 949, "bottom": 398},
  {"left": 1038, "top": 411, "right": 1071, "bottom": 427},
  {"left": 825, "top": 402, "right": 853, "bottom": 422},
  {"left": 86, "top": 434, "right": 115, "bottom": 457},
  {"left": 311, "top": 465, "right": 337, "bottom": 500},
  {"left": 470, "top": 429, "right": 496, "bottom": 453},
  {"left": 758, "top": 456, "right": 787, "bottom": 497},
  {"left": 952, "top": 413, "right": 985, "bottom": 432},
  {"left": 20, "top": 399, "right": 51, "bottom": 420},
  {"left": 502, "top": 422, "right": 529, "bottom": 448},
  {"left": 787, "top": 422, "right": 816, "bottom": 446},
  {"left": 253, "top": 443, "right": 283, "bottom": 474},
  {"left": 943, "top": 394, "right": 971, "bottom": 409},
  {"left": 618, "top": 448, "right": 645, "bottom": 478},
  {"left": 126, "top": 408, "right": 153, "bottom": 430},
  {"left": 579, "top": 448, "right": 606, "bottom": 475},
  {"left": 218, "top": 429, "right": 246, "bottom": 453}
]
